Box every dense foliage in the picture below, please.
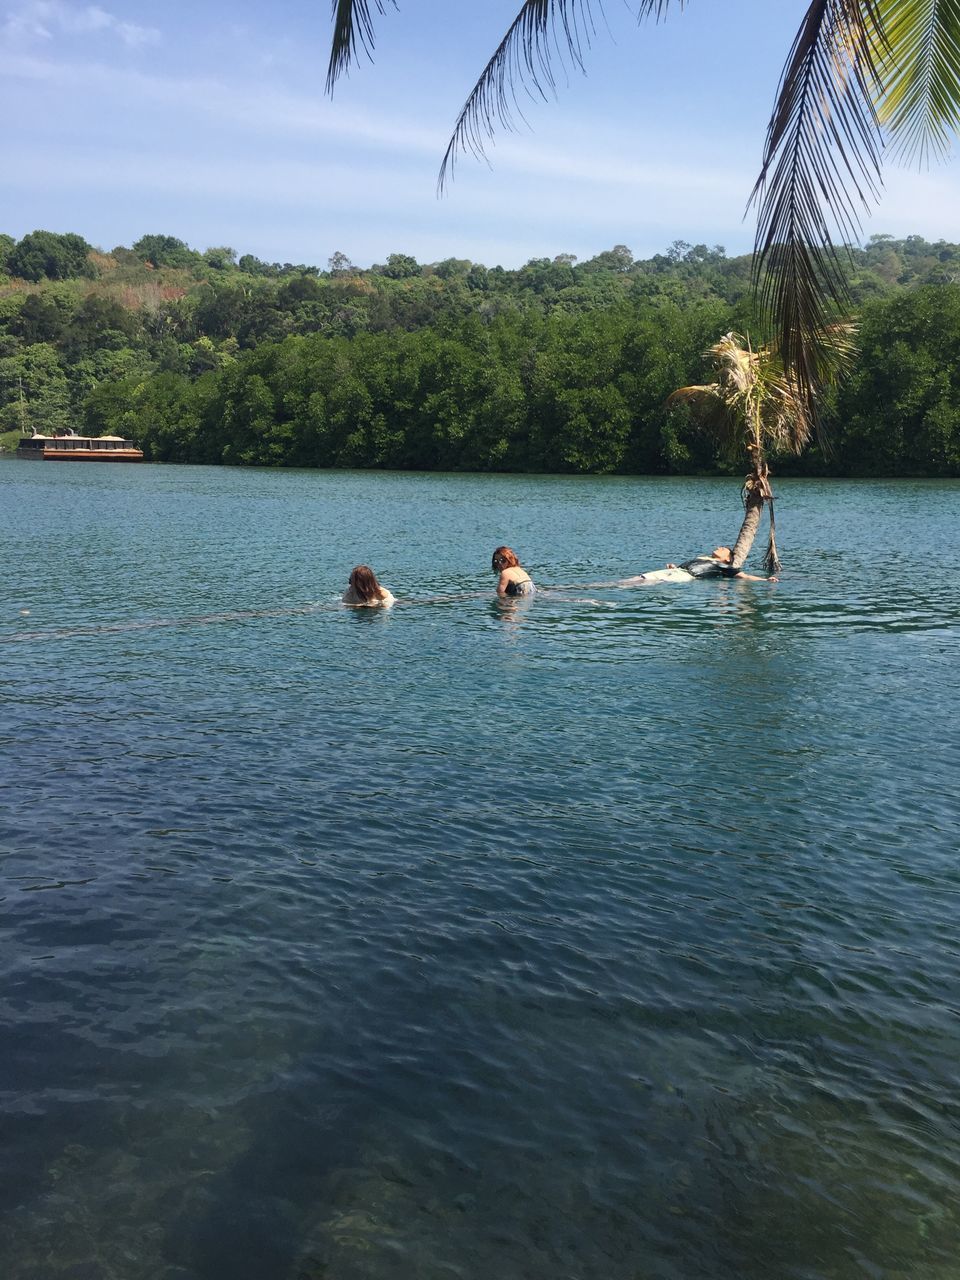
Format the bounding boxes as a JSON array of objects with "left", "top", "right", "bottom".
[{"left": 2, "top": 230, "right": 960, "bottom": 475}]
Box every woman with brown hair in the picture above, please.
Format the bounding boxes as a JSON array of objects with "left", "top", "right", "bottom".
[
  {"left": 342, "top": 565, "right": 396, "bottom": 608},
  {"left": 491, "top": 546, "right": 535, "bottom": 597}
]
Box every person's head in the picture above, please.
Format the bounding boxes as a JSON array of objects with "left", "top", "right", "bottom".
[
  {"left": 491, "top": 546, "right": 520, "bottom": 572},
  {"left": 712, "top": 546, "right": 733, "bottom": 563},
  {"left": 349, "top": 565, "right": 382, "bottom": 601}
]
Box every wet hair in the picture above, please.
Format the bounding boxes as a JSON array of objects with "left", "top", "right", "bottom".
[
  {"left": 491, "top": 546, "right": 520, "bottom": 571},
  {"left": 349, "top": 565, "right": 385, "bottom": 602},
  {"left": 713, "top": 546, "right": 733, "bottom": 563}
]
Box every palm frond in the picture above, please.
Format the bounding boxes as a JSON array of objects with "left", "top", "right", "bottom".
[
  {"left": 666, "top": 383, "right": 724, "bottom": 410},
  {"left": 438, "top": 1, "right": 684, "bottom": 189},
  {"left": 876, "top": 0, "right": 960, "bottom": 164},
  {"left": 749, "top": 0, "right": 885, "bottom": 431},
  {"left": 668, "top": 382, "right": 743, "bottom": 461},
  {"left": 668, "top": 332, "right": 823, "bottom": 462},
  {"left": 327, "top": 0, "right": 396, "bottom": 95},
  {"left": 810, "top": 318, "right": 858, "bottom": 380},
  {"left": 707, "top": 332, "right": 758, "bottom": 398},
  {"left": 757, "top": 369, "right": 813, "bottom": 455}
]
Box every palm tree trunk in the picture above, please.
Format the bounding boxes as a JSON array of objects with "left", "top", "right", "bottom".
[{"left": 730, "top": 485, "right": 765, "bottom": 569}]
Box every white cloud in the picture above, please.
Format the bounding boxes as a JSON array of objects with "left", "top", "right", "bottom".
[
  {"left": 4, "top": 51, "right": 749, "bottom": 203},
  {"left": 2, "top": 1, "right": 159, "bottom": 49}
]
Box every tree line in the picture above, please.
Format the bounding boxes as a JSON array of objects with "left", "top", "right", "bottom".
[{"left": 2, "top": 229, "right": 960, "bottom": 475}]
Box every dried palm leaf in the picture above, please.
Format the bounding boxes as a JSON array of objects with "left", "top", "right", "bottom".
[{"left": 667, "top": 332, "right": 820, "bottom": 463}]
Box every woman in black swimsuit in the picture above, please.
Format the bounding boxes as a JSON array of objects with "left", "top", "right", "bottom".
[
  {"left": 492, "top": 546, "right": 536, "bottom": 597},
  {"left": 667, "top": 546, "right": 778, "bottom": 582}
]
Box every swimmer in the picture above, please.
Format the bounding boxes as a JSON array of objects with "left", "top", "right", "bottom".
[
  {"left": 492, "top": 546, "right": 536, "bottom": 597},
  {"left": 342, "top": 565, "right": 396, "bottom": 607},
  {"left": 624, "top": 545, "right": 778, "bottom": 585}
]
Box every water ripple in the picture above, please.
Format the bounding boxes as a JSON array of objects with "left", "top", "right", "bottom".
[{"left": 1, "top": 468, "right": 959, "bottom": 1280}]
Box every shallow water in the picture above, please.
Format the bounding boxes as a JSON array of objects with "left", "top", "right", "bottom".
[{"left": 1, "top": 463, "right": 959, "bottom": 1280}]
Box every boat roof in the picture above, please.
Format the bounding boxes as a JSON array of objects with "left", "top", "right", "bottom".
[{"left": 21, "top": 434, "right": 131, "bottom": 442}]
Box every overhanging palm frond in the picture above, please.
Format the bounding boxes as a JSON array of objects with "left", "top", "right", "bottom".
[
  {"left": 438, "top": 1, "right": 684, "bottom": 189},
  {"left": 749, "top": 0, "right": 885, "bottom": 430},
  {"left": 327, "top": 0, "right": 396, "bottom": 95},
  {"left": 757, "top": 367, "right": 813, "bottom": 455},
  {"left": 876, "top": 0, "right": 960, "bottom": 164},
  {"left": 810, "top": 318, "right": 858, "bottom": 383}
]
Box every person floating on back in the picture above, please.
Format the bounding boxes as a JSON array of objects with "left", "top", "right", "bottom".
[
  {"left": 622, "top": 546, "right": 778, "bottom": 585},
  {"left": 668, "top": 545, "right": 777, "bottom": 582},
  {"left": 492, "top": 546, "right": 536, "bottom": 597},
  {"left": 342, "top": 565, "right": 396, "bottom": 607}
]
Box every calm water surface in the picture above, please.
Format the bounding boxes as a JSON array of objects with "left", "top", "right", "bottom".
[{"left": 1, "top": 463, "right": 959, "bottom": 1280}]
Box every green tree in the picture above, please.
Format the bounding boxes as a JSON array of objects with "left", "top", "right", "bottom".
[
  {"left": 217, "top": 367, "right": 281, "bottom": 464},
  {"left": 203, "top": 246, "right": 238, "bottom": 271},
  {"left": 84, "top": 371, "right": 210, "bottom": 461},
  {"left": 581, "top": 245, "right": 634, "bottom": 274},
  {"left": 238, "top": 254, "right": 279, "bottom": 277},
  {"left": 381, "top": 253, "right": 421, "bottom": 280},
  {"left": 0, "top": 343, "right": 71, "bottom": 433},
  {"left": 835, "top": 286, "right": 960, "bottom": 475},
  {"left": 69, "top": 348, "right": 149, "bottom": 408},
  {"left": 61, "top": 295, "right": 140, "bottom": 360},
  {"left": 327, "top": 251, "right": 356, "bottom": 277},
  {"left": 527, "top": 310, "right": 631, "bottom": 471},
  {"left": 430, "top": 257, "right": 472, "bottom": 280},
  {"left": 8, "top": 231, "right": 95, "bottom": 282},
  {"left": 11, "top": 293, "right": 72, "bottom": 345},
  {"left": 132, "top": 234, "right": 199, "bottom": 269}
]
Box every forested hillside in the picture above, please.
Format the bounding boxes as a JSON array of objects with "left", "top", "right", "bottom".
[{"left": 2, "top": 229, "right": 960, "bottom": 475}]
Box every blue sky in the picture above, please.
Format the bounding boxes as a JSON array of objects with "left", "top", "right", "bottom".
[{"left": 4, "top": 0, "right": 960, "bottom": 268}]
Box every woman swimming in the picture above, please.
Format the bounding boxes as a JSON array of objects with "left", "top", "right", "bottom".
[
  {"left": 342, "top": 565, "right": 396, "bottom": 607},
  {"left": 492, "top": 546, "right": 536, "bottom": 597}
]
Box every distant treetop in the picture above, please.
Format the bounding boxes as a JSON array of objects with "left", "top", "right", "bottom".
[
  {"left": 7, "top": 231, "right": 95, "bottom": 283},
  {"left": 132, "top": 235, "right": 200, "bottom": 270}
]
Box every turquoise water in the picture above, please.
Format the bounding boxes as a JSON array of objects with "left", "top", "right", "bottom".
[{"left": 2, "top": 462, "right": 959, "bottom": 1280}]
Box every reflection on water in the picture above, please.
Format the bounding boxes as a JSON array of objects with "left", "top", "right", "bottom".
[{"left": 1, "top": 465, "right": 959, "bottom": 1280}]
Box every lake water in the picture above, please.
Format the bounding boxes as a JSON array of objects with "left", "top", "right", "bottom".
[{"left": 2, "top": 462, "right": 959, "bottom": 1280}]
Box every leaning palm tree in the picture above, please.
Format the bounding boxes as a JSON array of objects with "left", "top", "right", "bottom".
[
  {"left": 325, "top": 1, "right": 960, "bottom": 421},
  {"left": 667, "top": 331, "right": 842, "bottom": 573}
]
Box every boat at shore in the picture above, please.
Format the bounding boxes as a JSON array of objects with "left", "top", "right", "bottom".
[{"left": 16, "top": 433, "right": 144, "bottom": 462}]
